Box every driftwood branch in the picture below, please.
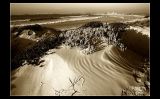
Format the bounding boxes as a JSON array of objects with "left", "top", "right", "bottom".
[{"left": 53, "top": 75, "right": 85, "bottom": 96}]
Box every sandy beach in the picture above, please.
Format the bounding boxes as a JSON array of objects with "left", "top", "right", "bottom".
[
  {"left": 11, "top": 44, "right": 146, "bottom": 96},
  {"left": 11, "top": 13, "right": 150, "bottom": 96}
]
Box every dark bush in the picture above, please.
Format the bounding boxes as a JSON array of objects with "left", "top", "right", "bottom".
[
  {"left": 11, "top": 37, "right": 36, "bottom": 59},
  {"left": 11, "top": 27, "right": 19, "bottom": 33},
  {"left": 11, "top": 25, "right": 63, "bottom": 70},
  {"left": 11, "top": 34, "right": 65, "bottom": 70},
  {"left": 109, "top": 23, "right": 129, "bottom": 32},
  {"left": 127, "top": 19, "right": 149, "bottom": 27},
  {"left": 80, "top": 21, "right": 103, "bottom": 28},
  {"left": 120, "top": 29, "right": 149, "bottom": 58},
  {"left": 21, "top": 24, "right": 43, "bottom": 31}
]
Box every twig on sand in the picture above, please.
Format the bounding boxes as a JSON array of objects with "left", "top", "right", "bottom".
[
  {"left": 71, "top": 90, "right": 78, "bottom": 96},
  {"left": 69, "top": 75, "right": 85, "bottom": 87},
  {"left": 69, "top": 78, "right": 79, "bottom": 96},
  {"left": 53, "top": 75, "right": 85, "bottom": 96},
  {"left": 69, "top": 75, "right": 85, "bottom": 96},
  {"left": 54, "top": 89, "right": 65, "bottom": 96}
]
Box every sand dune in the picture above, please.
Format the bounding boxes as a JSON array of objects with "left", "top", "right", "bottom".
[
  {"left": 11, "top": 14, "right": 149, "bottom": 96},
  {"left": 11, "top": 45, "right": 142, "bottom": 96}
]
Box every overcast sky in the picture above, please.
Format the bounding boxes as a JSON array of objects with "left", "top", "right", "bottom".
[{"left": 10, "top": 3, "right": 149, "bottom": 15}]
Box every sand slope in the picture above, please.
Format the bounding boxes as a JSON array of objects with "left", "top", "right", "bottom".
[{"left": 11, "top": 45, "right": 142, "bottom": 96}]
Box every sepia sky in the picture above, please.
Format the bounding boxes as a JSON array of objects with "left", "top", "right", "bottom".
[{"left": 10, "top": 3, "right": 150, "bottom": 15}]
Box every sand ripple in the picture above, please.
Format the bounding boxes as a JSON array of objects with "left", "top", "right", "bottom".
[{"left": 11, "top": 45, "right": 142, "bottom": 96}]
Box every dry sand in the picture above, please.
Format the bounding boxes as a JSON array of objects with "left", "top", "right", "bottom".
[
  {"left": 11, "top": 45, "right": 141, "bottom": 96},
  {"left": 11, "top": 14, "right": 149, "bottom": 96}
]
